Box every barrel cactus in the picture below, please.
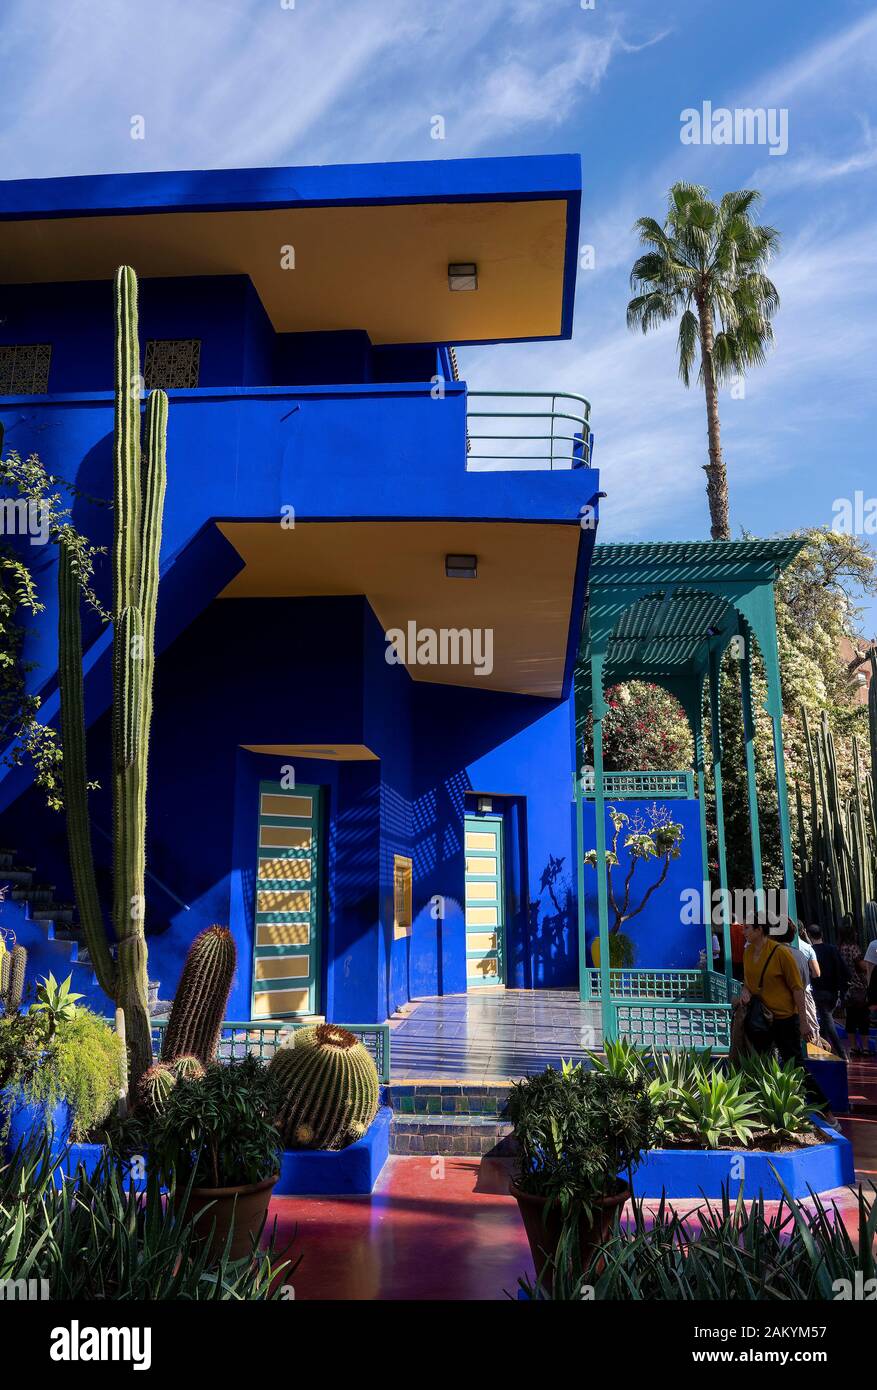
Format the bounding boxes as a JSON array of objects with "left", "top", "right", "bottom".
[
  {"left": 170, "top": 1054, "right": 206, "bottom": 1083},
  {"left": 138, "top": 1062, "right": 177, "bottom": 1116},
  {"left": 160, "top": 925, "right": 236, "bottom": 1065},
  {"left": 270, "top": 1023, "right": 379, "bottom": 1150}
]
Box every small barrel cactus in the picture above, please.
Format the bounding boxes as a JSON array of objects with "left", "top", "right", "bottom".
[
  {"left": 138, "top": 1062, "right": 177, "bottom": 1115},
  {"left": 270, "top": 1023, "right": 379, "bottom": 1150},
  {"left": 170, "top": 1054, "right": 206, "bottom": 1083},
  {"left": 160, "top": 925, "right": 236, "bottom": 1065}
]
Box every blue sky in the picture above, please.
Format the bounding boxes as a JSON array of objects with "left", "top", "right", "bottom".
[{"left": 2, "top": 0, "right": 876, "bottom": 630}]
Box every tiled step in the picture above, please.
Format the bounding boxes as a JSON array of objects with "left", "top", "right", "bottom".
[{"left": 386, "top": 1082, "right": 514, "bottom": 1157}]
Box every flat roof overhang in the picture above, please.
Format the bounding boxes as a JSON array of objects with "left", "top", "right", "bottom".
[
  {"left": 0, "top": 154, "right": 581, "bottom": 346},
  {"left": 218, "top": 518, "right": 589, "bottom": 699}
]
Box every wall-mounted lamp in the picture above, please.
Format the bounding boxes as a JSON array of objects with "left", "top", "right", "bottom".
[
  {"left": 445, "top": 553, "right": 477, "bottom": 579},
  {"left": 448, "top": 262, "right": 478, "bottom": 291},
  {"left": 476, "top": 796, "right": 493, "bottom": 814}
]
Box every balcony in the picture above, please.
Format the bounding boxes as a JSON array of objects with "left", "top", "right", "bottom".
[{"left": 465, "top": 391, "right": 593, "bottom": 471}]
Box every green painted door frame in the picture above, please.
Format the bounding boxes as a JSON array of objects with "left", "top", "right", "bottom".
[
  {"left": 251, "top": 780, "right": 323, "bottom": 1018},
  {"left": 464, "top": 811, "right": 506, "bottom": 988}
]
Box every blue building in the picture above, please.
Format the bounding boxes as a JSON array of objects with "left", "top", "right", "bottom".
[{"left": 0, "top": 153, "right": 617, "bottom": 1024}]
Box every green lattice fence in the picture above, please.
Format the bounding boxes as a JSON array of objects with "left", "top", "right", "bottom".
[
  {"left": 151, "top": 1019, "right": 391, "bottom": 1082},
  {"left": 611, "top": 1001, "right": 732, "bottom": 1052},
  {"left": 583, "top": 967, "right": 706, "bottom": 1002}
]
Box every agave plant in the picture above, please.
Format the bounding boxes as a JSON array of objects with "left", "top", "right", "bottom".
[
  {"left": 674, "top": 1069, "right": 760, "bottom": 1149},
  {"left": 732, "top": 1053, "right": 818, "bottom": 1138},
  {"left": 30, "top": 973, "right": 83, "bottom": 1038}
]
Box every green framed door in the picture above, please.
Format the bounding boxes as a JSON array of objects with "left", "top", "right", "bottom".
[
  {"left": 251, "top": 781, "right": 322, "bottom": 1019},
  {"left": 464, "top": 812, "right": 505, "bottom": 989}
]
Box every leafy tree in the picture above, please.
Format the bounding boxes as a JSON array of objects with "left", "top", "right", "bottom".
[
  {"left": 0, "top": 445, "right": 106, "bottom": 808},
  {"left": 584, "top": 803, "right": 684, "bottom": 963},
  {"left": 627, "top": 184, "right": 779, "bottom": 540}
]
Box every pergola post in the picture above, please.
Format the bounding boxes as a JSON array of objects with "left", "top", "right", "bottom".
[
  {"left": 590, "top": 654, "right": 615, "bottom": 1045},
  {"left": 690, "top": 695, "right": 713, "bottom": 970},
  {"left": 739, "top": 621, "right": 764, "bottom": 918},
  {"left": 750, "top": 593, "right": 798, "bottom": 926},
  {"left": 708, "top": 642, "right": 732, "bottom": 977}
]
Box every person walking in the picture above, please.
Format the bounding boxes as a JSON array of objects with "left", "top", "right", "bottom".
[
  {"left": 740, "top": 918, "right": 833, "bottom": 1117},
  {"left": 808, "top": 923, "right": 850, "bottom": 1060},
  {"left": 839, "top": 920, "right": 871, "bottom": 1057}
]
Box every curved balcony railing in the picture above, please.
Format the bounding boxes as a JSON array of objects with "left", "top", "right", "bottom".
[{"left": 465, "top": 390, "right": 593, "bottom": 471}]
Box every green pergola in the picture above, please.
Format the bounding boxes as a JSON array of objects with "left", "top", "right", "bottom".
[{"left": 574, "top": 538, "right": 805, "bottom": 1049}]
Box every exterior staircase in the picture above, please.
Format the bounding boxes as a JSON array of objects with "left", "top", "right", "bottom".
[
  {"left": 0, "top": 845, "right": 105, "bottom": 1002},
  {"left": 386, "top": 1082, "right": 515, "bottom": 1157}
]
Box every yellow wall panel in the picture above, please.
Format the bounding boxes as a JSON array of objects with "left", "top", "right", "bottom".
[
  {"left": 256, "top": 922, "right": 310, "bottom": 947},
  {"left": 260, "top": 794, "right": 313, "bottom": 818},
  {"left": 253, "top": 987, "right": 309, "bottom": 1018},
  {"left": 257, "top": 889, "right": 311, "bottom": 914},
  {"left": 466, "top": 881, "right": 496, "bottom": 902},
  {"left": 258, "top": 857, "right": 310, "bottom": 881},
  {"left": 465, "top": 831, "right": 496, "bottom": 851},
  {"left": 254, "top": 955, "right": 309, "bottom": 980},
  {"left": 465, "top": 906, "right": 498, "bottom": 927},
  {"left": 260, "top": 825, "right": 312, "bottom": 849}
]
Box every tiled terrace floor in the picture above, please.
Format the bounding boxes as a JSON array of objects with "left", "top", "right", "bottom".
[
  {"left": 268, "top": 1048, "right": 877, "bottom": 1301},
  {"left": 389, "top": 989, "right": 603, "bottom": 1080}
]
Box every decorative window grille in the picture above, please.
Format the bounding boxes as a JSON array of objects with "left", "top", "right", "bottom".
[
  {"left": 144, "top": 339, "right": 201, "bottom": 390},
  {"left": 0, "top": 344, "right": 52, "bottom": 395},
  {"left": 393, "top": 855, "right": 413, "bottom": 939}
]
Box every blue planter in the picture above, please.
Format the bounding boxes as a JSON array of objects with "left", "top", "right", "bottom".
[
  {"left": 275, "top": 1105, "right": 392, "bottom": 1195},
  {"left": 1, "top": 1088, "right": 72, "bottom": 1162},
  {"left": 632, "top": 1122, "right": 855, "bottom": 1200}
]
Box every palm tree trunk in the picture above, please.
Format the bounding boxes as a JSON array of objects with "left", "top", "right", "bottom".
[{"left": 697, "top": 297, "right": 730, "bottom": 541}]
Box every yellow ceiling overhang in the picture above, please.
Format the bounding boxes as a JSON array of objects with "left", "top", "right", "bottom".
[
  {"left": 0, "top": 200, "right": 568, "bottom": 344},
  {"left": 218, "top": 519, "right": 579, "bottom": 698},
  {"left": 242, "top": 744, "right": 378, "bottom": 761}
]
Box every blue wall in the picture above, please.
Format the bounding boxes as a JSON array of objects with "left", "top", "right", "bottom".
[{"left": 581, "top": 797, "right": 705, "bottom": 968}]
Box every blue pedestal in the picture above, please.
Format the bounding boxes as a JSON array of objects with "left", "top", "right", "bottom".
[
  {"left": 275, "top": 1106, "right": 391, "bottom": 1195},
  {"left": 633, "top": 1122, "right": 855, "bottom": 1200},
  {"left": 806, "top": 1056, "right": 849, "bottom": 1114}
]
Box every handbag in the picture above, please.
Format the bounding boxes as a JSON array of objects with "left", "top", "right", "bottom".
[{"left": 744, "top": 944, "right": 778, "bottom": 1044}]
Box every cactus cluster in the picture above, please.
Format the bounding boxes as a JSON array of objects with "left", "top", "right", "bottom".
[
  {"left": 137, "top": 1053, "right": 206, "bottom": 1115},
  {"left": 160, "top": 926, "right": 236, "bottom": 1066},
  {"left": 796, "top": 676, "right": 877, "bottom": 944},
  {"left": 270, "top": 1023, "right": 379, "bottom": 1150},
  {"left": 57, "top": 265, "right": 168, "bottom": 1090},
  {"left": 0, "top": 940, "right": 27, "bottom": 1012}
]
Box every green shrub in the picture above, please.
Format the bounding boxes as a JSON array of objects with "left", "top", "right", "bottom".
[
  {"left": 151, "top": 1056, "right": 282, "bottom": 1189},
  {"left": 732, "top": 1053, "right": 816, "bottom": 1138},
  {"left": 12, "top": 1008, "right": 123, "bottom": 1140}
]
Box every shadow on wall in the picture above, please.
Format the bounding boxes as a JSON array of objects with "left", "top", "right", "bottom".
[{"left": 529, "top": 853, "right": 576, "bottom": 988}]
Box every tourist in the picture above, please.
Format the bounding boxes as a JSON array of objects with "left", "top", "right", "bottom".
[
  {"left": 864, "top": 929, "right": 877, "bottom": 985},
  {"left": 740, "top": 917, "right": 833, "bottom": 1116},
  {"left": 777, "top": 922, "right": 820, "bottom": 1047},
  {"left": 808, "top": 923, "right": 850, "bottom": 1060},
  {"left": 838, "top": 919, "right": 870, "bottom": 1058},
  {"left": 729, "top": 917, "right": 746, "bottom": 982}
]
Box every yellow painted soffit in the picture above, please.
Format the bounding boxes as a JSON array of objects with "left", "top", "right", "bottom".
[
  {"left": 0, "top": 200, "right": 567, "bottom": 344},
  {"left": 242, "top": 743, "right": 379, "bottom": 761},
  {"left": 218, "top": 519, "right": 579, "bottom": 699}
]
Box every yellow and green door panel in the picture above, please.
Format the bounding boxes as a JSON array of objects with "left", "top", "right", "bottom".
[
  {"left": 464, "top": 812, "right": 505, "bottom": 988},
  {"left": 251, "top": 781, "right": 323, "bottom": 1018}
]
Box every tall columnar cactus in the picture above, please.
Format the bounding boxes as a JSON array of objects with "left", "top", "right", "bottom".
[
  {"left": 160, "top": 926, "right": 236, "bottom": 1065},
  {"left": 57, "top": 265, "right": 168, "bottom": 1089},
  {"left": 269, "top": 1023, "right": 379, "bottom": 1150},
  {"left": 797, "top": 704, "right": 877, "bottom": 942},
  {"left": 0, "top": 942, "right": 27, "bottom": 1012}
]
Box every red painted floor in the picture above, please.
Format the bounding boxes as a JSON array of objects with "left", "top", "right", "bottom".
[{"left": 268, "top": 1057, "right": 877, "bottom": 1301}]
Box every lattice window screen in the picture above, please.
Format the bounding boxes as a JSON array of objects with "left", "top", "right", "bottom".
[
  {"left": 393, "top": 855, "right": 413, "bottom": 939},
  {"left": 144, "top": 339, "right": 201, "bottom": 390},
  {"left": 0, "top": 344, "right": 52, "bottom": 395}
]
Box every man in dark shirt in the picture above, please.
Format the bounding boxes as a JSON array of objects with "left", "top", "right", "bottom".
[{"left": 809, "top": 924, "right": 850, "bottom": 1059}]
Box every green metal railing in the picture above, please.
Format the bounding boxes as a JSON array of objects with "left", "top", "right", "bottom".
[
  {"left": 466, "top": 391, "right": 592, "bottom": 470},
  {"left": 612, "top": 1001, "right": 732, "bottom": 1052},
  {"left": 581, "top": 770, "right": 695, "bottom": 800},
  {"left": 583, "top": 967, "right": 704, "bottom": 1003},
  {"left": 151, "top": 1019, "right": 391, "bottom": 1082}
]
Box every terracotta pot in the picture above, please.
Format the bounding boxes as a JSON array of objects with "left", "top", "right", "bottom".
[
  {"left": 178, "top": 1173, "right": 279, "bottom": 1262},
  {"left": 510, "top": 1180, "right": 630, "bottom": 1293}
]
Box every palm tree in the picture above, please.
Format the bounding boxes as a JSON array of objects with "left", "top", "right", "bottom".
[{"left": 626, "top": 184, "right": 779, "bottom": 540}]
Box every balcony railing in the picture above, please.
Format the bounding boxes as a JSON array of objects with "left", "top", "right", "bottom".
[{"left": 466, "top": 391, "right": 592, "bottom": 471}]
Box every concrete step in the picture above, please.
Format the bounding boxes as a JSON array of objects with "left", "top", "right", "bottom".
[
  {"left": 30, "top": 905, "right": 74, "bottom": 922},
  {"left": 386, "top": 1082, "right": 514, "bottom": 1156}
]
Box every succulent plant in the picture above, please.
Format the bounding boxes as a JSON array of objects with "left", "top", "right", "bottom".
[
  {"left": 269, "top": 1023, "right": 379, "bottom": 1151},
  {"left": 170, "top": 1054, "right": 206, "bottom": 1083},
  {"left": 160, "top": 925, "right": 236, "bottom": 1066},
  {"left": 57, "top": 264, "right": 169, "bottom": 1090},
  {"left": 0, "top": 942, "right": 28, "bottom": 1012},
  {"left": 138, "top": 1062, "right": 177, "bottom": 1116}
]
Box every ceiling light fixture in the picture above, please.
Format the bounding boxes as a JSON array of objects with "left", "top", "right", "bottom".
[
  {"left": 445, "top": 553, "right": 477, "bottom": 579},
  {"left": 448, "top": 262, "right": 478, "bottom": 291}
]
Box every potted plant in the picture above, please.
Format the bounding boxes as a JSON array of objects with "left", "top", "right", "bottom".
[
  {"left": 506, "top": 1062, "right": 658, "bottom": 1292},
  {"left": 151, "top": 1055, "right": 283, "bottom": 1261},
  {"left": 0, "top": 974, "right": 123, "bottom": 1158}
]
